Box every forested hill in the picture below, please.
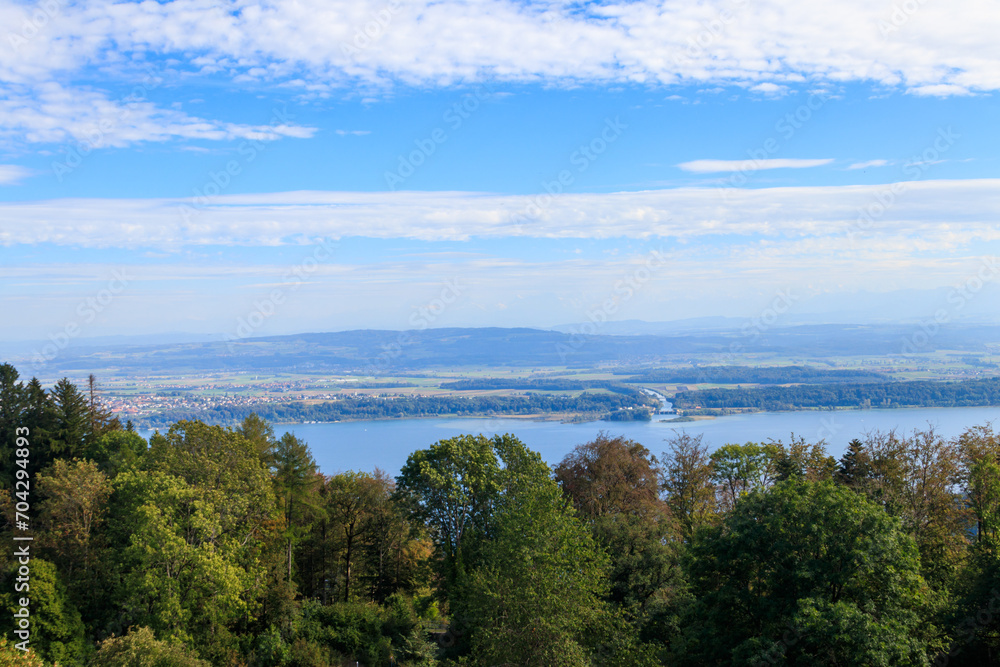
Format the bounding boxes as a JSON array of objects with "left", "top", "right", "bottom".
[
  {"left": 11, "top": 323, "right": 1000, "bottom": 374},
  {"left": 673, "top": 376, "right": 1000, "bottom": 411}
]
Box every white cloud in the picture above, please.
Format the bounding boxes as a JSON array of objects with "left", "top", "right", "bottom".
[
  {"left": 2, "top": 179, "right": 999, "bottom": 248},
  {"left": 117, "top": 0, "right": 1000, "bottom": 93},
  {"left": 847, "top": 159, "right": 890, "bottom": 170},
  {"left": 749, "top": 82, "right": 788, "bottom": 96},
  {"left": 0, "top": 83, "right": 316, "bottom": 147},
  {"left": 0, "top": 0, "right": 998, "bottom": 150},
  {"left": 0, "top": 164, "right": 34, "bottom": 184},
  {"left": 678, "top": 158, "right": 834, "bottom": 173},
  {"left": 908, "top": 84, "right": 975, "bottom": 97}
]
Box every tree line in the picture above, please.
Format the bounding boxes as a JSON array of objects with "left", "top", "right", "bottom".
[
  {"left": 622, "top": 365, "right": 890, "bottom": 385},
  {"left": 2, "top": 363, "right": 1000, "bottom": 665},
  {"left": 673, "top": 376, "right": 1000, "bottom": 411},
  {"left": 140, "top": 390, "right": 658, "bottom": 428},
  {"left": 437, "top": 379, "right": 640, "bottom": 392}
]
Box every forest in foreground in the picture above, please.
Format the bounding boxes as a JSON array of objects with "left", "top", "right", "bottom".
[{"left": 2, "top": 362, "right": 1000, "bottom": 666}]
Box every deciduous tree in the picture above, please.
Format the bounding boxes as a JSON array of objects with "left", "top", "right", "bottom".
[
  {"left": 37, "top": 458, "right": 111, "bottom": 583},
  {"left": 555, "top": 434, "right": 680, "bottom": 618},
  {"left": 680, "top": 480, "right": 940, "bottom": 665},
  {"left": 659, "top": 432, "right": 716, "bottom": 540}
]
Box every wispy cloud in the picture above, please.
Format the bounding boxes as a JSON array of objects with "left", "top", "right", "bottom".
[
  {"left": 0, "top": 165, "right": 34, "bottom": 185},
  {"left": 0, "top": 83, "right": 317, "bottom": 148},
  {"left": 847, "top": 159, "right": 890, "bottom": 170},
  {"left": 908, "top": 84, "right": 975, "bottom": 97},
  {"left": 678, "top": 158, "right": 834, "bottom": 173},
  {"left": 335, "top": 130, "right": 371, "bottom": 136},
  {"left": 4, "top": 231, "right": 998, "bottom": 340},
  {"left": 2, "top": 179, "right": 999, "bottom": 248}
]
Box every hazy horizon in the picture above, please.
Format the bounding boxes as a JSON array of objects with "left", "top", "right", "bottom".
[{"left": 2, "top": 0, "right": 999, "bottom": 350}]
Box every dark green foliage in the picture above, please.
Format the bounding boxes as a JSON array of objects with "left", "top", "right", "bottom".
[
  {"left": 0, "top": 366, "right": 124, "bottom": 489},
  {"left": 674, "top": 376, "right": 1000, "bottom": 411},
  {"left": 603, "top": 407, "right": 652, "bottom": 421},
  {"left": 0, "top": 363, "right": 25, "bottom": 485},
  {"left": 295, "top": 597, "right": 435, "bottom": 666},
  {"left": 454, "top": 453, "right": 609, "bottom": 666},
  {"left": 8, "top": 368, "right": 1000, "bottom": 666},
  {"left": 944, "top": 425, "right": 1000, "bottom": 664},
  {"left": 679, "top": 480, "right": 940, "bottom": 665},
  {"left": 270, "top": 431, "right": 321, "bottom": 584},
  {"left": 138, "top": 390, "right": 658, "bottom": 427},
  {"left": 0, "top": 366, "right": 52, "bottom": 488},
  {"left": 399, "top": 433, "right": 614, "bottom": 664},
  {"left": 396, "top": 434, "right": 506, "bottom": 589},
  {"left": 84, "top": 430, "right": 147, "bottom": 477},
  {"left": 237, "top": 412, "right": 277, "bottom": 460},
  {"left": 837, "top": 438, "right": 871, "bottom": 487},
  {"left": 946, "top": 552, "right": 1000, "bottom": 665},
  {"left": 47, "top": 379, "right": 90, "bottom": 460},
  {"left": 102, "top": 421, "right": 279, "bottom": 660},
  {"left": 442, "top": 378, "right": 600, "bottom": 390},
  {"left": 251, "top": 625, "right": 291, "bottom": 666},
  {"left": 625, "top": 365, "right": 890, "bottom": 385}
]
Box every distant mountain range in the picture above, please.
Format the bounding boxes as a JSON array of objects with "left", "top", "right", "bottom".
[{"left": 5, "top": 323, "right": 1000, "bottom": 378}]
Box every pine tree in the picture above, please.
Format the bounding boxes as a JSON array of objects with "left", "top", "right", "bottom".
[
  {"left": 48, "top": 378, "right": 91, "bottom": 460},
  {"left": 837, "top": 438, "right": 871, "bottom": 489},
  {"left": 85, "top": 374, "right": 121, "bottom": 446},
  {"left": 0, "top": 363, "right": 25, "bottom": 487},
  {"left": 271, "top": 432, "right": 321, "bottom": 584}
]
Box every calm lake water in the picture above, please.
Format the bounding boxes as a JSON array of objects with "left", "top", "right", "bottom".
[{"left": 141, "top": 406, "right": 1000, "bottom": 475}]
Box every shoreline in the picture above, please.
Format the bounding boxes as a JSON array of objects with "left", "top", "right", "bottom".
[{"left": 130, "top": 402, "right": 1000, "bottom": 431}]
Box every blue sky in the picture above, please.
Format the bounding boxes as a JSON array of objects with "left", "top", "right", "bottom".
[{"left": 2, "top": 0, "right": 1000, "bottom": 349}]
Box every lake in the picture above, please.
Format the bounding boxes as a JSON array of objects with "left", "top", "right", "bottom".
[{"left": 141, "top": 405, "right": 1000, "bottom": 475}]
